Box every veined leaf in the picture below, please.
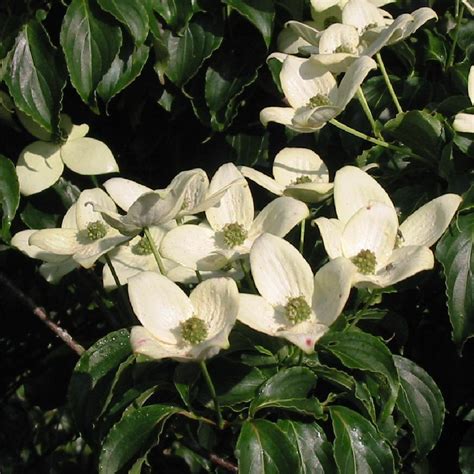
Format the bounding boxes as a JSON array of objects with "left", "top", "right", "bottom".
[
  {"left": 152, "top": 0, "right": 201, "bottom": 31},
  {"left": 0, "top": 155, "right": 19, "bottom": 242}
]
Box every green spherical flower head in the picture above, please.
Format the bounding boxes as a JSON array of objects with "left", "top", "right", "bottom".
[
  {"left": 132, "top": 236, "right": 153, "bottom": 255},
  {"left": 222, "top": 222, "right": 248, "bottom": 248},
  {"left": 293, "top": 175, "right": 312, "bottom": 185},
  {"left": 86, "top": 221, "right": 108, "bottom": 241},
  {"left": 351, "top": 249, "right": 377, "bottom": 275},
  {"left": 308, "top": 93, "right": 331, "bottom": 108},
  {"left": 180, "top": 316, "right": 208, "bottom": 345},
  {"left": 285, "top": 296, "right": 311, "bottom": 324}
]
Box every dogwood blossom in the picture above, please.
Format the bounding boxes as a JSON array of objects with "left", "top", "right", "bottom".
[
  {"left": 237, "top": 234, "right": 354, "bottom": 353},
  {"left": 453, "top": 66, "right": 474, "bottom": 134},
  {"left": 129, "top": 273, "right": 239, "bottom": 361},
  {"left": 160, "top": 163, "right": 309, "bottom": 272},
  {"left": 16, "top": 115, "right": 118, "bottom": 196},
  {"left": 313, "top": 166, "right": 462, "bottom": 287},
  {"left": 240, "top": 148, "right": 333, "bottom": 203}
]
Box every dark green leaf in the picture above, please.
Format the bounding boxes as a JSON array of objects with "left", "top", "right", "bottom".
[
  {"left": 383, "top": 110, "right": 445, "bottom": 161},
  {"left": 0, "top": 14, "right": 22, "bottom": 60},
  {"left": 171, "top": 441, "right": 212, "bottom": 473},
  {"left": 393, "top": 356, "right": 444, "bottom": 457},
  {"left": 225, "top": 132, "right": 268, "bottom": 166},
  {"left": 460, "top": 425, "right": 474, "bottom": 474},
  {"left": 152, "top": 0, "right": 201, "bottom": 31},
  {"left": 223, "top": 0, "right": 274, "bottom": 47},
  {"left": 0, "top": 155, "right": 19, "bottom": 242},
  {"left": 20, "top": 203, "right": 59, "bottom": 229},
  {"left": 174, "top": 362, "right": 200, "bottom": 409},
  {"left": 275, "top": 0, "right": 305, "bottom": 20},
  {"left": 60, "top": 0, "right": 122, "bottom": 109},
  {"left": 97, "top": 0, "right": 149, "bottom": 44},
  {"left": 236, "top": 419, "right": 299, "bottom": 474},
  {"left": 68, "top": 329, "right": 132, "bottom": 442},
  {"left": 249, "top": 366, "right": 322, "bottom": 417},
  {"left": 277, "top": 420, "right": 336, "bottom": 474},
  {"left": 423, "top": 30, "right": 447, "bottom": 65},
  {"left": 163, "top": 14, "right": 223, "bottom": 88},
  {"left": 6, "top": 19, "right": 65, "bottom": 135},
  {"left": 454, "top": 134, "right": 474, "bottom": 159},
  {"left": 97, "top": 41, "right": 149, "bottom": 106},
  {"left": 436, "top": 213, "right": 474, "bottom": 350},
  {"left": 99, "top": 404, "right": 179, "bottom": 474},
  {"left": 319, "top": 330, "right": 399, "bottom": 421},
  {"left": 330, "top": 405, "right": 395, "bottom": 474}
]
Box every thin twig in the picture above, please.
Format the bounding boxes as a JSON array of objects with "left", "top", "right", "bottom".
[
  {"left": 209, "top": 453, "right": 238, "bottom": 472},
  {"left": 0, "top": 271, "right": 85, "bottom": 355}
]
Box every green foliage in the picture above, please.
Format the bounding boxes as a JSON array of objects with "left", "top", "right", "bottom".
[{"left": 0, "top": 154, "right": 19, "bottom": 241}]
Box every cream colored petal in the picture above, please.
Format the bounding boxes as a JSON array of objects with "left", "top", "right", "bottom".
[
  {"left": 250, "top": 233, "right": 314, "bottom": 307},
  {"left": 281, "top": 56, "right": 337, "bottom": 109},
  {"left": 277, "top": 320, "right": 329, "bottom": 353},
  {"left": 453, "top": 113, "right": 474, "bottom": 134},
  {"left": 237, "top": 293, "right": 285, "bottom": 336},
  {"left": 29, "top": 228, "right": 82, "bottom": 255},
  {"left": 399, "top": 8, "right": 438, "bottom": 42},
  {"left": 310, "top": 5, "right": 343, "bottom": 30},
  {"left": 334, "top": 165, "right": 394, "bottom": 224},
  {"left": 283, "top": 182, "right": 334, "bottom": 203},
  {"left": 312, "top": 257, "right": 355, "bottom": 326},
  {"left": 310, "top": 53, "right": 358, "bottom": 74},
  {"left": 273, "top": 147, "right": 329, "bottom": 187},
  {"left": 311, "top": 0, "right": 341, "bottom": 13},
  {"left": 277, "top": 25, "right": 313, "bottom": 54},
  {"left": 61, "top": 138, "right": 119, "bottom": 175},
  {"left": 206, "top": 163, "right": 254, "bottom": 231},
  {"left": 462, "top": 0, "right": 474, "bottom": 16},
  {"left": 248, "top": 196, "right": 309, "bottom": 241},
  {"left": 292, "top": 104, "right": 341, "bottom": 130},
  {"left": 342, "top": 0, "right": 391, "bottom": 31},
  {"left": 160, "top": 224, "right": 229, "bottom": 271},
  {"left": 39, "top": 259, "right": 79, "bottom": 284},
  {"left": 12, "top": 229, "right": 68, "bottom": 262},
  {"left": 239, "top": 166, "right": 285, "bottom": 196},
  {"left": 62, "top": 203, "right": 78, "bottom": 229},
  {"left": 335, "top": 56, "right": 377, "bottom": 109},
  {"left": 318, "top": 23, "right": 359, "bottom": 54},
  {"left": 60, "top": 115, "right": 89, "bottom": 140},
  {"left": 104, "top": 178, "right": 152, "bottom": 212},
  {"left": 16, "top": 142, "right": 63, "bottom": 196},
  {"left": 164, "top": 169, "right": 208, "bottom": 214},
  {"left": 342, "top": 202, "right": 398, "bottom": 265},
  {"left": 75, "top": 188, "right": 117, "bottom": 230},
  {"left": 399, "top": 194, "right": 462, "bottom": 248},
  {"left": 313, "top": 217, "right": 344, "bottom": 259},
  {"left": 128, "top": 272, "right": 193, "bottom": 344},
  {"left": 369, "top": 245, "right": 434, "bottom": 288},
  {"left": 260, "top": 107, "right": 295, "bottom": 127},
  {"left": 130, "top": 326, "right": 188, "bottom": 360},
  {"left": 148, "top": 221, "right": 177, "bottom": 246},
  {"left": 286, "top": 20, "right": 321, "bottom": 46},
  {"left": 468, "top": 66, "right": 474, "bottom": 105}
]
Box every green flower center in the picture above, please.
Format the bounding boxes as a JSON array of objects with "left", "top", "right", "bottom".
[
  {"left": 293, "top": 175, "right": 312, "bottom": 185},
  {"left": 335, "top": 43, "right": 357, "bottom": 54},
  {"left": 222, "top": 222, "right": 248, "bottom": 248},
  {"left": 285, "top": 296, "right": 311, "bottom": 324},
  {"left": 132, "top": 236, "right": 153, "bottom": 255},
  {"left": 180, "top": 316, "right": 208, "bottom": 345},
  {"left": 351, "top": 249, "right": 377, "bottom": 275},
  {"left": 86, "top": 221, "right": 107, "bottom": 241},
  {"left": 308, "top": 94, "right": 331, "bottom": 108}
]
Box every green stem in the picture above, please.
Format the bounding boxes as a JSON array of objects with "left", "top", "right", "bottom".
[
  {"left": 90, "top": 175, "right": 99, "bottom": 188},
  {"left": 376, "top": 52, "right": 403, "bottom": 114},
  {"left": 195, "top": 270, "right": 203, "bottom": 283},
  {"left": 447, "top": 2, "right": 464, "bottom": 68},
  {"left": 357, "top": 87, "right": 382, "bottom": 139},
  {"left": 299, "top": 219, "right": 306, "bottom": 255},
  {"left": 144, "top": 227, "right": 166, "bottom": 275},
  {"left": 199, "top": 360, "right": 224, "bottom": 429}
]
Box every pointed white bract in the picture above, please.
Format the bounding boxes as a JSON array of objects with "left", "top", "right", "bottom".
[
  {"left": 160, "top": 163, "right": 309, "bottom": 272},
  {"left": 237, "top": 233, "right": 354, "bottom": 353},
  {"left": 16, "top": 115, "right": 119, "bottom": 196},
  {"left": 29, "top": 188, "right": 129, "bottom": 269},
  {"left": 313, "top": 166, "right": 462, "bottom": 287},
  {"left": 453, "top": 66, "right": 474, "bottom": 134},
  {"left": 129, "top": 273, "right": 239, "bottom": 361},
  {"left": 241, "top": 147, "right": 333, "bottom": 203}
]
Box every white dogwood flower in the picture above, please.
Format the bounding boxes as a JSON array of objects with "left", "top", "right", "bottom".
[
  {"left": 237, "top": 233, "right": 355, "bottom": 353},
  {"left": 129, "top": 273, "right": 239, "bottom": 361},
  {"left": 160, "top": 163, "right": 309, "bottom": 272},
  {"left": 313, "top": 166, "right": 462, "bottom": 287},
  {"left": 240, "top": 147, "right": 333, "bottom": 203},
  {"left": 453, "top": 66, "right": 474, "bottom": 134},
  {"left": 16, "top": 115, "right": 118, "bottom": 196}
]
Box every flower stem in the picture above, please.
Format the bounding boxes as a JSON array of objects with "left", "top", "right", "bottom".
[
  {"left": 299, "top": 218, "right": 306, "bottom": 255},
  {"left": 144, "top": 227, "right": 166, "bottom": 275},
  {"left": 199, "top": 360, "right": 224, "bottom": 429},
  {"left": 447, "top": 2, "right": 465, "bottom": 68},
  {"left": 195, "top": 270, "right": 203, "bottom": 283},
  {"left": 357, "top": 87, "right": 382, "bottom": 139},
  {"left": 376, "top": 52, "right": 403, "bottom": 114}
]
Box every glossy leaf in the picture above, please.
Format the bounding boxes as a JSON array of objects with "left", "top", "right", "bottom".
[
  {"left": 0, "top": 155, "right": 19, "bottom": 242},
  {"left": 225, "top": 132, "right": 268, "bottom": 166},
  {"left": 151, "top": 0, "right": 201, "bottom": 31},
  {"left": 330, "top": 405, "right": 395, "bottom": 474},
  {"left": 6, "top": 19, "right": 65, "bottom": 135},
  {"left": 394, "top": 356, "right": 444, "bottom": 457},
  {"left": 423, "top": 30, "right": 447, "bottom": 66},
  {"left": 223, "top": 0, "right": 274, "bottom": 48},
  {"left": 99, "top": 404, "right": 179, "bottom": 474},
  {"left": 97, "top": 0, "right": 149, "bottom": 44},
  {"left": 236, "top": 419, "right": 300, "bottom": 474},
  {"left": 436, "top": 213, "right": 474, "bottom": 351},
  {"left": 20, "top": 203, "right": 59, "bottom": 230},
  {"left": 277, "top": 420, "right": 336, "bottom": 474},
  {"left": 60, "top": 0, "right": 122, "bottom": 108},
  {"left": 319, "top": 330, "right": 399, "bottom": 422},
  {"left": 460, "top": 425, "right": 474, "bottom": 474}
]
